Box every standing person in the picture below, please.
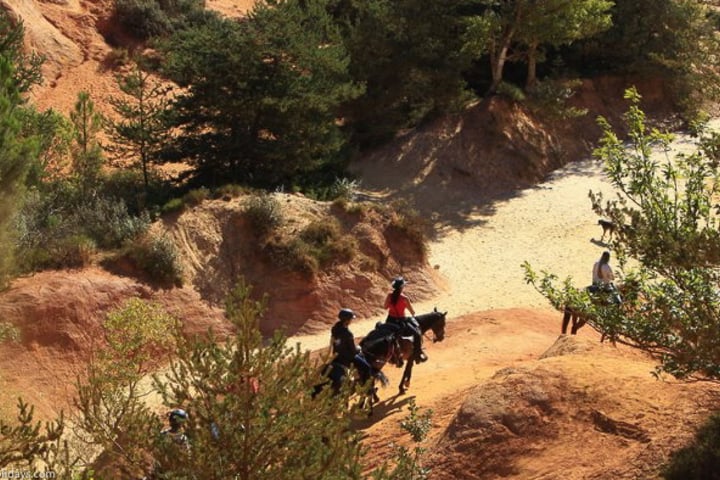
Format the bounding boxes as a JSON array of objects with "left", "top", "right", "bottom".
[
  {"left": 384, "top": 276, "right": 427, "bottom": 363},
  {"left": 592, "top": 251, "right": 615, "bottom": 288}
]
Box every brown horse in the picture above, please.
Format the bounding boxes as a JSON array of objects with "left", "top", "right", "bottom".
[
  {"left": 359, "top": 309, "right": 447, "bottom": 405},
  {"left": 562, "top": 284, "right": 623, "bottom": 335}
]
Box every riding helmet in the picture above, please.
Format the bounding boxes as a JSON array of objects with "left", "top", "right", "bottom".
[
  {"left": 168, "top": 408, "right": 188, "bottom": 425},
  {"left": 338, "top": 308, "right": 356, "bottom": 321},
  {"left": 391, "top": 276, "right": 407, "bottom": 289}
]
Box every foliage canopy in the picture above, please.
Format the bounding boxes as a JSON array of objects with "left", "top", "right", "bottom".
[{"left": 524, "top": 88, "right": 720, "bottom": 380}]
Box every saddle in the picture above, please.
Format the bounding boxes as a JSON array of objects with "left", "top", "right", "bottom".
[{"left": 360, "top": 322, "right": 404, "bottom": 367}]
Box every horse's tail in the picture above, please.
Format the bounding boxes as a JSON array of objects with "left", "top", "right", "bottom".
[{"left": 375, "top": 371, "right": 389, "bottom": 388}]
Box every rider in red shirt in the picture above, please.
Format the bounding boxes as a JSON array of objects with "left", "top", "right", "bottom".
[{"left": 384, "top": 277, "right": 427, "bottom": 363}]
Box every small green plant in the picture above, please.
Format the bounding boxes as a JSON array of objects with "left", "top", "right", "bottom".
[
  {"left": 74, "top": 197, "right": 150, "bottom": 249},
  {"left": 371, "top": 399, "right": 433, "bottom": 480},
  {"left": 300, "top": 219, "right": 357, "bottom": 266},
  {"left": 388, "top": 200, "right": 428, "bottom": 259},
  {"left": 245, "top": 194, "right": 283, "bottom": 237},
  {"left": 265, "top": 237, "right": 319, "bottom": 275},
  {"left": 123, "top": 233, "right": 183, "bottom": 286},
  {"left": 56, "top": 234, "right": 96, "bottom": 268},
  {"left": 161, "top": 197, "right": 186, "bottom": 214},
  {"left": 213, "top": 183, "right": 247, "bottom": 200},
  {"left": 527, "top": 78, "right": 587, "bottom": 120},
  {"left": 496, "top": 81, "right": 526, "bottom": 102},
  {"left": 329, "top": 177, "right": 360, "bottom": 201},
  {"left": 182, "top": 186, "right": 210, "bottom": 207}
]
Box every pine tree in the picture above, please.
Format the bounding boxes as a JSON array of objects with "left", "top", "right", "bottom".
[
  {"left": 106, "top": 64, "right": 173, "bottom": 194},
  {"left": 69, "top": 92, "right": 105, "bottom": 198},
  {"left": 162, "top": 0, "right": 363, "bottom": 187},
  {"left": 152, "top": 281, "right": 366, "bottom": 479},
  {"left": 0, "top": 56, "right": 39, "bottom": 286}
]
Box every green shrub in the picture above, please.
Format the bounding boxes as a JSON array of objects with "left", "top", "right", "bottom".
[
  {"left": 161, "top": 197, "right": 185, "bottom": 214},
  {"left": 663, "top": 413, "right": 720, "bottom": 480},
  {"left": 182, "top": 187, "right": 210, "bottom": 207},
  {"left": 56, "top": 234, "right": 97, "bottom": 268},
  {"left": 527, "top": 78, "right": 587, "bottom": 120},
  {"left": 124, "top": 233, "right": 183, "bottom": 286},
  {"left": 245, "top": 194, "right": 283, "bottom": 237},
  {"left": 388, "top": 200, "right": 428, "bottom": 259},
  {"left": 496, "top": 81, "right": 526, "bottom": 102},
  {"left": 329, "top": 177, "right": 360, "bottom": 201},
  {"left": 74, "top": 197, "right": 151, "bottom": 249},
  {"left": 115, "top": 0, "right": 174, "bottom": 40},
  {"left": 213, "top": 183, "right": 247, "bottom": 200},
  {"left": 265, "top": 237, "right": 318, "bottom": 275},
  {"left": 301, "top": 219, "right": 358, "bottom": 266}
]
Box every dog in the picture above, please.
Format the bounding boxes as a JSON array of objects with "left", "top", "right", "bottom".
[{"left": 598, "top": 219, "right": 615, "bottom": 242}]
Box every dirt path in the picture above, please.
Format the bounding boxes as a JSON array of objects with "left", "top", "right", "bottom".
[
  {"left": 288, "top": 124, "right": 720, "bottom": 478},
  {"left": 292, "top": 153, "right": 614, "bottom": 352}
]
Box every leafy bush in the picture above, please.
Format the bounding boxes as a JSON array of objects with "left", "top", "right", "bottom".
[
  {"left": 161, "top": 197, "right": 185, "bottom": 214},
  {"left": 115, "top": 0, "right": 174, "bottom": 40},
  {"left": 265, "top": 219, "right": 358, "bottom": 275},
  {"left": 123, "top": 233, "right": 183, "bottom": 286},
  {"left": 16, "top": 185, "right": 151, "bottom": 271},
  {"left": 387, "top": 200, "right": 428, "bottom": 259},
  {"left": 245, "top": 194, "right": 283, "bottom": 237},
  {"left": 301, "top": 220, "right": 357, "bottom": 266},
  {"left": 114, "top": 0, "right": 212, "bottom": 41},
  {"left": 265, "top": 237, "right": 319, "bottom": 275},
  {"left": 527, "top": 78, "right": 587, "bottom": 120},
  {"left": 496, "top": 81, "right": 526, "bottom": 102},
  {"left": 212, "top": 183, "right": 247, "bottom": 200},
  {"left": 329, "top": 177, "right": 361, "bottom": 201},
  {"left": 74, "top": 197, "right": 151, "bottom": 249},
  {"left": 663, "top": 413, "right": 720, "bottom": 480},
  {"left": 182, "top": 186, "right": 210, "bottom": 207},
  {"left": 55, "top": 234, "right": 97, "bottom": 268}
]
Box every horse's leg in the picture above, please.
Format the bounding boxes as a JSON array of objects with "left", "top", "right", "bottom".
[
  {"left": 561, "top": 308, "right": 572, "bottom": 334},
  {"left": 399, "top": 360, "right": 413, "bottom": 395},
  {"left": 572, "top": 314, "right": 586, "bottom": 334}
]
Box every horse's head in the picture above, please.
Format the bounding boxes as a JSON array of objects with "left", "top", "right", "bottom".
[{"left": 420, "top": 307, "right": 447, "bottom": 343}]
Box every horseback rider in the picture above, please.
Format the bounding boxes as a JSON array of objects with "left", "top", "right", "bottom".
[
  {"left": 161, "top": 408, "right": 190, "bottom": 451},
  {"left": 384, "top": 277, "right": 427, "bottom": 363},
  {"left": 322, "top": 308, "right": 359, "bottom": 393},
  {"left": 590, "top": 251, "right": 621, "bottom": 304}
]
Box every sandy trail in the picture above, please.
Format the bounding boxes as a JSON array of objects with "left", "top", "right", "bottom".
[
  {"left": 291, "top": 120, "right": 720, "bottom": 353},
  {"left": 291, "top": 155, "right": 614, "bottom": 352}
]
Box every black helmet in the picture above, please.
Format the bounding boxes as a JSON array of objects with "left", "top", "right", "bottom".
[
  {"left": 391, "top": 276, "right": 407, "bottom": 290},
  {"left": 338, "top": 308, "right": 356, "bottom": 321},
  {"left": 168, "top": 408, "right": 188, "bottom": 425}
]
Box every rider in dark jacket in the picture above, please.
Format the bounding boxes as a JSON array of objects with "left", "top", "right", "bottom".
[
  {"left": 325, "top": 308, "right": 358, "bottom": 392},
  {"left": 331, "top": 308, "right": 357, "bottom": 368}
]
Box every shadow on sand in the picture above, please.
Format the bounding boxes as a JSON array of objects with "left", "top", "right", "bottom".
[{"left": 351, "top": 394, "right": 416, "bottom": 429}]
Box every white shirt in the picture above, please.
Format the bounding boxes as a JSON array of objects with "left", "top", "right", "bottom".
[{"left": 592, "top": 262, "right": 614, "bottom": 285}]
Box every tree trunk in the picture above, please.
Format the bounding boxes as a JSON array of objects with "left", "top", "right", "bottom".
[{"left": 526, "top": 41, "right": 539, "bottom": 91}]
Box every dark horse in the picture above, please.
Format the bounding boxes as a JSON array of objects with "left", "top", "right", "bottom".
[
  {"left": 562, "top": 284, "right": 623, "bottom": 335},
  {"left": 358, "top": 308, "right": 447, "bottom": 410}
]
